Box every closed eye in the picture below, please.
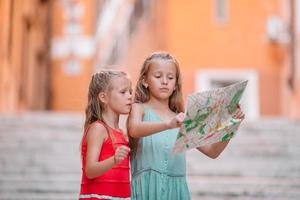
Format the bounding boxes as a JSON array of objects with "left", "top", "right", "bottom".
[{"left": 120, "top": 88, "right": 132, "bottom": 94}]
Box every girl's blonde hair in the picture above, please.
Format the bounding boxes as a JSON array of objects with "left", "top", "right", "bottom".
[
  {"left": 130, "top": 52, "right": 184, "bottom": 156},
  {"left": 135, "top": 51, "right": 184, "bottom": 112},
  {"left": 82, "top": 70, "right": 128, "bottom": 148}
]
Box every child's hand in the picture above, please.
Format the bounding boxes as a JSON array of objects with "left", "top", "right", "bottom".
[
  {"left": 233, "top": 105, "right": 245, "bottom": 120},
  {"left": 114, "top": 145, "right": 130, "bottom": 164},
  {"left": 166, "top": 112, "right": 185, "bottom": 129}
]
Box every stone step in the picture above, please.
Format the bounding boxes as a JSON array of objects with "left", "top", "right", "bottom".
[
  {"left": 0, "top": 113, "right": 300, "bottom": 199},
  {"left": 0, "top": 193, "right": 78, "bottom": 200},
  {"left": 0, "top": 180, "right": 79, "bottom": 193},
  {"left": 188, "top": 176, "right": 300, "bottom": 200}
]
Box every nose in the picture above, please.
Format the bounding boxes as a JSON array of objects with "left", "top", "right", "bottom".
[
  {"left": 162, "top": 76, "right": 168, "bottom": 85},
  {"left": 128, "top": 92, "right": 132, "bottom": 100}
]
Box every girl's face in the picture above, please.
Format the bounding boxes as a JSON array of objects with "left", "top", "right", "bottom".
[
  {"left": 145, "top": 59, "right": 177, "bottom": 100},
  {"left": 106, "top": 76, "right": 132, "bottom": 114}
]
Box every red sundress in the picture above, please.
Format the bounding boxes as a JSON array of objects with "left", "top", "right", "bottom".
[{"left": 79, "top": 121, "right": 130, "bottom": 199}]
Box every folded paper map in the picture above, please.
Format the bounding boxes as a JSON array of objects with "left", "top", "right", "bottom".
[{"left": 172, "top": 80, "right": 248, "bottom": 154}]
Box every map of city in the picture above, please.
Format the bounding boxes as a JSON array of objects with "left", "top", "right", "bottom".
[{"left": 172, "top": 80, "right": 248, "bottom": 154}]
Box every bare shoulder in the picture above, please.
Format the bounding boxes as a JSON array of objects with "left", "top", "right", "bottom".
[
  {"left": 86, "top": 122, "right": 108, "bottom": 141},
  {"left": 131, "top": 103, "right": 145, "bottom": 115},
  {"left": 128, "top": 103, "right": 145, "bottom": 124}
]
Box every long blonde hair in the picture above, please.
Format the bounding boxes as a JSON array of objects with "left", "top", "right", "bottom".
[
  {"left": 82, "top": 70, "right": 127, "bottom": 148},
  {"left": 130, "top": 52, "right": 184, "bottom": 155}
]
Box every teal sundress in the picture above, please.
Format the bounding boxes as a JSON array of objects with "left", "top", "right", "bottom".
[{"left": 130, "top": 107, "right": 190, "bottom": 200}]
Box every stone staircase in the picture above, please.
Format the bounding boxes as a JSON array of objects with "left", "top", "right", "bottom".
[
  {"left": 0, "top": 113, "right": 83, "bottom": 200},
  {"left": 186, "top": 118, "right": 300, "bottom": 200},
  {"left": 0, "top": 113, "right": 300, "bottom": 200}
]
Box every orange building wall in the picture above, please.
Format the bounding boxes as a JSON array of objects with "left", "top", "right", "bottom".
[
  {"left": 50, "top": 0, "right": 95, "bottom": 111},
  {"left": 286, "top": 0, "right": 300, "bottom": 120},
  {"left": 0, "top": 0, "right": 50, "bottom": 112},
  {"left": 0, "top": 0, "right": 16, "bottom": 112},
  {"left": 161, "top": 0, "right": 286, "bottom": 116},
  {"left": 120, "top": 2, "right": 168, "bottom": 86},
  {"left": 50, "top": 60, "right": 92, "bottom": 111}
]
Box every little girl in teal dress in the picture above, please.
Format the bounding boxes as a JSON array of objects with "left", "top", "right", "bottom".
[
  {"left": 128, "top": 52, "right": 245, "bottom": 200},
  {"left": 130, "top": 107, "right": 190, "bottom": 199}
]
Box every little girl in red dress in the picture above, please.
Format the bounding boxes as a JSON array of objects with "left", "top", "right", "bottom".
[{"left": 79, "top": 70, "right": 132, "bottom": 200}]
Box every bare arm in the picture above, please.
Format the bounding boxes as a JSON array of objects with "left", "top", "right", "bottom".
[
  {"left": 127, "top": 104, "right": 169, "bottom": 138},
  {"left": 127, "top": 103, "right": 184, "bottom": 138},
  {"left": 197, "top": 106, "right": 245, "bottom": 159},
  {"left": 85, "top": 123, "right": 130, "bottom": 179},
  {"left": 197, "top": 140, "right": 230, "bottom": 159}
]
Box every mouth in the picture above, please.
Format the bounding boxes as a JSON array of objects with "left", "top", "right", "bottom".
[{"left": 159, "top": 88, "right": 169, "bottom": 92}]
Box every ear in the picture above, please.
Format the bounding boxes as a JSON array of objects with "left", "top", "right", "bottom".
[
  {"left": 98, "top": 92, "right": 108, "bottom": 104},
  {"left": 142, "top": 79, "right": 148, "bottom": 88}
]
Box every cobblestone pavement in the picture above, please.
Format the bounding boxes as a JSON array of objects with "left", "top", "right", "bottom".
[{"left": 0, "top": 112, "right": 299, "bottom": 200}]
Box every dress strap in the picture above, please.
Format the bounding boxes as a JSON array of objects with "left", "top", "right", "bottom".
[
  {"left": 95, "top": 120, "right": 110, "bottom": 137},
  {"left": 96, "top": 120, "right": 116, "bottom": 149}
]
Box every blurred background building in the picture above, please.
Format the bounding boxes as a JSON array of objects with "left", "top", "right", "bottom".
[
  {"left": 1, "top": 1, "right": 300, "bottom": 199},
  {"left": 1, "top": 0, "right": 300, "bottom": 118},
  {"left": 0, "top": 0, "right": 51, "bottom": 112}
]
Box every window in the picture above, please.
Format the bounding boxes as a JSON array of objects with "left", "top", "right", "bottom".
[{"left": 196, "top": 69, "right": 259, "bottom": 120}]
